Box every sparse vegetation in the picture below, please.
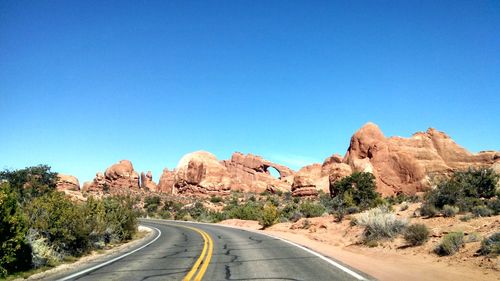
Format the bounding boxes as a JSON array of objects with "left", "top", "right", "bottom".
[
  {"left": 299, "top": 201, "right": 326, "bottom": 218},
  {"left": 404, "top": 224, "right": 429, "bottom": 246},
  {"left": 356, "top": 206, "right": 407, "bottom": 243},
  {"left": 442, "top": 205, "right": 459, "bottom": 217},
  {"left": 259, "top": 203, "right": 280, "bottom": 228},
  {"left": 423, "top": 168, "right": 499, "bottom": 218},
  {"left": 0, "top": 166, "right": 139, "bottom": 278},
  {"left": 435, "top": 232, "right": 464, "bottom": 256},
  {"left": 479, "top": 232, "right": 500, "bottom": 257}
]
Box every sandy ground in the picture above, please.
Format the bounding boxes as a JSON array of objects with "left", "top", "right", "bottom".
[
  {"left": 18, "top": 226, "right": 153, "bottom": 280},
  {"left": 219, "top": 204, "right": 499, "bottom": 281}
]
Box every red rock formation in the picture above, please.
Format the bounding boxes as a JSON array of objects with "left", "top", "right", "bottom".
[
  {"left": 140, "top": 171, "right": 157, "bottom": 191},
  {"left": 157, "top": 168, "right": 175, "bottom": 194},
  {"left": 174, "top": 151, "right": 231, "bottom": 196},
  {"left": 222, "top": 152, "right": 294, "bottom": 193},
  {"left": 291, "top": 174, "right": 318, "bottom": 197},
  {"left": 343, "top": 122, "right": 499, "bottom": 196},
  {"left": 83, "top": 160, "right": 140, "bottom": 193},
  {"left": 56, "top": 174, "right": 80, "bottom": 191}
]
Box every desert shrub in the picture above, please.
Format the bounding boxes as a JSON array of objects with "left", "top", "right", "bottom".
[
  {"left": 404, "top": 224, "right": 429, "bottom": 246},
  {"left": 387, "top": 193, "right": 420, "bottom": 205},
  {"left": 267, "top": 195, "right": 280, "bottom": 207},
  {"left": 479, "top": 232, "right": 500, "bottom": 256},
  {"left": 419, "top": 203, "right": 438, "bottom": 218},
  {"left": 0, "top": 182, "right": 32, "bottom": 277},
  {"left": 330, "top": 172, "right": 381, "bottom": 210},
  {"left": 346, "top": 206, "right": 360, "bottom": 214},
  {"left": 425, "top": 168, "right": 499, "bottom": 212},
  {"left": 158, "top": 210, "right": 172, "bottom": 220},
  {"left": 486, "top": 198, "right": 500, "bottom": 215},
  {"left": 102, "top": 195, "right": 138, "bottom": 242},
  {"left": 144, "top": 196, "right": 161, "bottom": 214},
  {"left": 280, "top": 203, "right": 299, "bottom": 221},
  {"left": 356, "top": 206, "right": 407, "bottom": 243},
  {"left": 289, "top": 212, "right": 303, "bottom": 223},
  {"left": 163, "top": 200, "right": 184, "bottom": 212},
  {"left": 223, "top": 201, "right": 263, "bottom": 221},
  {"left": 435, "top": 232, "right": 464, "bottom": 256},
  {"left": 459, "top": 214, "right": 474, "bottom": 222},
  {"left": 465, "top": 232, "right": 481, "bottom": 243},
  {"left": 174, "top": 209, "right": 189, "bottom": 220},
  {"left": 210, "top": 196, "right": 222, "bottom": 203},
  {"left": 471, "top": 205, "right": 494, "bottom": 217},
  {"left": 299, "top": 201, "right": 326, "bottom": 218},
  {"left": 26, "top": 229, "right": 62, "bottom": 268},
  {"left": 399, "top": 203, "right": 409, "bottom": 211},
  {"left": 259, "top": 203, "right": 280, "bottom": 228},
  {"left": 0, "top": 165, "right": 58, "bottom": 200},
  {"left": 442, "top": 205, "right": 459, "bottom": 217},
  {"left": 25, "top": 191, "right": 90, "bottom": 256}
]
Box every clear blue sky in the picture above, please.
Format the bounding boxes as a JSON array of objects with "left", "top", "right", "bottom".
[{"left": 1, "top": 1, "right": 499, "bottom": 184}]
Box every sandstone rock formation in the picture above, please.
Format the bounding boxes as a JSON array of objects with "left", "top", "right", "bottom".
[
  {"left": 291, "top": 155, "right": 352, "bottom": 196},
  {"left": 222, "top": 152, "right": 294, "bottom": 193},
  {"left": 140, "top": 171, "right": 157, "bottom": 191},
  {"left": 157, "top": 168, "right": 175, "bottom": 194},
  {"left": 174, "top": 151, "right": 231, "bottom": 196},
  {"left": 343, "top": 122, "right": 499, "bottom": 195},
  {"left": 56, "top": 174, "right": 80, "bottom": 191},
  {"left": 291, "top": 174, "right": 318, "bottom": 197},
  {"left": 83, "top": 160, "right": 140, "bottom": 192}
]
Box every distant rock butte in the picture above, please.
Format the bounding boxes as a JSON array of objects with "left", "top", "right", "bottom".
[
  {"left": 77, "top": 122, "right": 498, "bottom": 197},
  {"left": 343, "top": 122, "right": 499, "bottom": 195}
]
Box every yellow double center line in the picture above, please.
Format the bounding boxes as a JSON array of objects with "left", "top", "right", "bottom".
[{"left": 180, "top": 225, "right": 213, "bottom": 281}]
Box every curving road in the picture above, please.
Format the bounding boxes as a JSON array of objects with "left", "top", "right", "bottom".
[{"left": 49, "top": 219, "right": 372, "bottom": 281}]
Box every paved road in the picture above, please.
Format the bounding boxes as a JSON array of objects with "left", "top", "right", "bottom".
[{"left": 51, "top": 219, "right": 372, "bottom": 281}]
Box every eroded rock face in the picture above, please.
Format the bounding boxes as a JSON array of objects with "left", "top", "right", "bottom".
[
  {"left": 291, "top": 174, "right": 318, "bottom": 197},
  {"left": 174, "top": 151, "right": 231, "bottom": 196},
  {"left": 83, "top": 160, "right": 140, "bottom": 192},
  {"left": 56, "top": 174, "right": 80, "bottom": 191},
  {"left": 157, "top": 168, "right": 175, "bottom": 194},
  {"left": 140, "top": 171, "right": 157, "bottom": 191},
  {"left": 343, "top": 122, "right": 499, "bottom": 196},
  {"left": 223, "top": 152, "right": 294, "bottom": 193}
]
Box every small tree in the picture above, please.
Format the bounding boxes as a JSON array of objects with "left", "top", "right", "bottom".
[
  {"left": 259, "top": 203, "right": 279, "bottom": 229},
  {"left": 0, "top": 165, "right": 58, "bottom": 200},
  {"left": 330, "top": 172, "right": 381, "bottom": 210}
]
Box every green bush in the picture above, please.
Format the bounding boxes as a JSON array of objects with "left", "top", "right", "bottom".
[
  {"left": 419, "top": 203, "right": 438, "bottom": 218},
  {"left": 442, "top": 205, "right": 459, "bottom": 217},
  {"left": 425, "top": 168, "right": 499, "bottom": 212},
  {"left": 0, "top": 182, "right": 32, "bottom": 277},
  {"left": 435, "top": 232, "right": 464, "bottom": 256},
  {"left": 471, "top": 205, "right": 494, "bottom": 217},
  {"left": 299, "top": 201, "right": 326, "bottom": 218},
  {"left": 330, "top": 172, "right": 381, "bottom": 210},
  {"left": 26, "top": 191, "right": 90, "bottom": 256},
  {"left": 223, "top": 201, "right": 263, "bottom": 221},
  {"left": 486, "top": 198, "right": 500, "bottom": 215},
  {"left": 210, "top": 196, "right": 222, "bottom": 203},
  {"left": 479, "top": 232, "right": 500, "bottom": 256},
  {"left": 102, "top": 195, "right": 138, "bottom": 242},
  {"left": 144, "top": 196, "right": 161, "bottom": 214},
  {"left": 404, "top": 224, "right": 429, "bottom": 246},
  {"left": 280, "top": 203, "right": 299, "bottom": 221},
  {"left": 0, "top": 165, "right": 58, "bottom": 200},
  {"left": 356, "top": 206, "right": 407, "bottom": 243},
  {"left": 259, "top": 204, "right": 280, "bottom": 228}
]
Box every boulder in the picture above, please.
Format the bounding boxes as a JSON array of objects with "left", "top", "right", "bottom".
[
  {"left": 174, "top": 151, "right": 231, "bottom": 196},
  {"left": 84, "top": 160, "right": 140, "bottom": 192},
  {"left": 291, "top": 174, "right": 318, "bottom": 197},
  {"left": 56, "top": 174, "right": 80, "bottom": 191}
]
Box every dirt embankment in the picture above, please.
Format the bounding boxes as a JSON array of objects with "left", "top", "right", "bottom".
[{"left": 219, "top": 204, "right": 499, "bottom": 281}]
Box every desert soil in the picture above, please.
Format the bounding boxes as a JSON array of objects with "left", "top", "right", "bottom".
[{"left": 219, "top": 203, "right": 499, "bottom": 281}]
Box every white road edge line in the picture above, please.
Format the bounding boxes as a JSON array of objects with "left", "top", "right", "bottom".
[
  {"left": 146, "top": 219, "right": 367, "bottom": 281},
  {"left": 56, "top": 226, "right": 162, "bottom": 281}
]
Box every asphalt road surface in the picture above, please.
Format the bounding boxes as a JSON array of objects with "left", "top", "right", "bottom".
[{"left": 50, "top": 219, "right": 372, "bottom": 281}]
